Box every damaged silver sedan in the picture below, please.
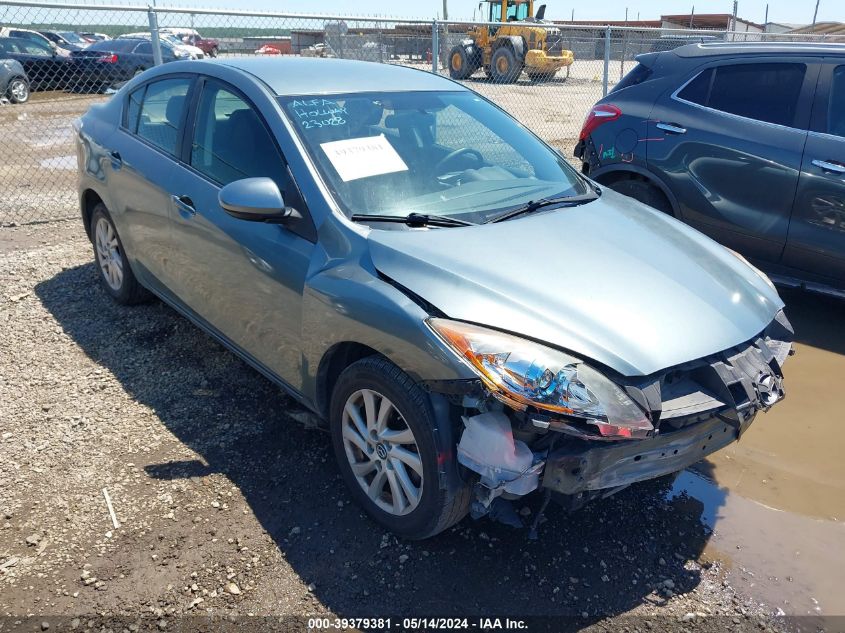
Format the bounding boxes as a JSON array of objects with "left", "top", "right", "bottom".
[{"left": 75, "top": 57, "right": 792, "bottom": 539}]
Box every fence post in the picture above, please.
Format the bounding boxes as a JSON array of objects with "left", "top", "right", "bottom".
[
  {"left": 602, "top": 25, "right": 611, "bottom": 97},
  {"left": 148, "top": 6, "right": 163, "bottom": 66},
  {"left": 431, "top": 19, "right": 439, "bottom": 74}
]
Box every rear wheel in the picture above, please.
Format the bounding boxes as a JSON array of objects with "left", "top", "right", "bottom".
[
  {"left": 330, "top": 356, "right": 470, "bottom": 539},
  {"left": 448, "top": 45, "right": 475, "bottom": 80},
  {"left": 607, "top": 176, "right": 673, "bottom": 215},
  {"left": 210, "top": 47, "right": 218, "bottom": 58},
  {"left": 490, "top": 46, "right": 522, "bottom": 83},
  {"left": 90, "top": 204, "right": 151, "bottom": 305},
  {"left": 7, "top": 77, "right": 29, "bottom": 103}
]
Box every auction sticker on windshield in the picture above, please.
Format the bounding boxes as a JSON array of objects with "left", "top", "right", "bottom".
[{"left": 320, "top": 134, "right": 408, "bottom": 182}]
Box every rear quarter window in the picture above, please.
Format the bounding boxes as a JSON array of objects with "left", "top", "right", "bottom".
[
  {"left": 611, "top": 63, "right": 653, "bottom": 93},
  {"left": 677, "top": 62, "right": 806, "bottom": 128}
]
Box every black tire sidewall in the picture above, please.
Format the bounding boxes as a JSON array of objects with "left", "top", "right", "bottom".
[
  {"left": 448, "top": 45, "right": 471, "bottom": 79},
  {"left": 329, "top": 357, "right": 449, "bottom": 539},
  {"left": 491, "top": 47, "right": 521, "bottom": 82}
]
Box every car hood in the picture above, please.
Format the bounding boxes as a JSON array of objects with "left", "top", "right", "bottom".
[{"left": 367, "top": 191, "right": 784, "bottom": 376}]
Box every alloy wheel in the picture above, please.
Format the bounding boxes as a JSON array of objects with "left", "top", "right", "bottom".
[
  {"left": 94, "top": 217, "right": 124, "bottom": 291},
  {"left": 341, "top": 388, "right": 423, "bottom": 516},
  {"left": 9, "top": 79, "right": 28, "bottom": 102}
]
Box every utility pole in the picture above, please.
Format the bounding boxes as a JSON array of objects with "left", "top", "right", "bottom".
[
  {"left": 690, "top": 6, "right": 695, "bottom": 29},
  {"left": 811, "top": 0, "right": 820, "bottom": 32},
  {"left": 731, "top": 0, "right": 738, "bottom": 36},
  {"left": 442, "top": 0, "right": 448, "bottom": 21}
]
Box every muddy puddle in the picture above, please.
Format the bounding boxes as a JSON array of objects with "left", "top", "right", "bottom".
[{"left": 673, "top": 288, "right": 845, "bottom": 616}]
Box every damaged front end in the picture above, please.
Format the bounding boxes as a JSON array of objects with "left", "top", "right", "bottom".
[{"left": 429, "top": 310, "right": 794, "bottom": 525}]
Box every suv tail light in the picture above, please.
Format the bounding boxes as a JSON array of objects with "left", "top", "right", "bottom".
[
  {"left": 97, "top": 54, "right": 118, "bottom": 64},
  {"left": 579, "top": 104, "right": 622, "bottom": 141}
]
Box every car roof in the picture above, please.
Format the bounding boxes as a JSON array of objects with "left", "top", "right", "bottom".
[
  {"left": 212, "top": 57, "right": 464, "bottom": 96},
  {"left": 672, "top": 41, "right": 845, "bottom": 58}
]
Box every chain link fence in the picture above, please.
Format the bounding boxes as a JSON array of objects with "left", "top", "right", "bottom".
[{"left": 0, "top": 0, "right": 833, "bottom": 226}]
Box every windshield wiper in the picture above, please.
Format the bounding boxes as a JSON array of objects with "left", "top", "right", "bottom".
[
  {"left": 350, "top": 213, "right": 475, "bottom": 228},
  {"left": 487, "top": 191, "right": 600, "bottom": 224}
]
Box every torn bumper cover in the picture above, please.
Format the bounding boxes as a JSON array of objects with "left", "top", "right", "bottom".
[
  {"left": 542, "top": 324, "right": 793, "bottom": 497},
  {"left": 543, "top": 415, "right": 735, "bottom": 495}
]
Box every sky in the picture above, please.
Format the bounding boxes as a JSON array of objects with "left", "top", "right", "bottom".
[{"left": 189, "top": 0, "right": 839, "bottom": 26}]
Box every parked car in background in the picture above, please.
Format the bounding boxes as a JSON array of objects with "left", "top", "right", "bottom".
[
  {"left": 118, "top": 32, "right": 204, "bottom": 59},
  {"left": 575, "top": 42, "right": 845, "bottom": 297},
  {"left": 71, "top": 38, "right": 187, "bottom": 91},
  {"left": 161, "top": 28, "right": 219, "bottom": 57},
  {"left": 74, "top": 57, "right": 792, "bottom": 539},
  {"left": 0, "top": 27, "right": 71, "bottom": 56},
  {"left": 80, "top": 32, "right": 111, "bottom": 43},
  {"left": 255, "top": 44, "right": 283, "bottom": 55},
  {"left": 0, "top": 58, "right": 29, "bottom": 103},
  {"left": 0, "top": 37, "right": 76, "bottom": 90},
  {"left": 38, "top": 30, "right": 89, "bottom": 51}
]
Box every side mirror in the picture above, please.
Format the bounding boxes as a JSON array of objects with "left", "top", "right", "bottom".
[{"left": 218, "top": 177, "right": 301, "bottom": 224}]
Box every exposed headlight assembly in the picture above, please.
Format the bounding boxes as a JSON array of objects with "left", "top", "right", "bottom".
[{"left": 427, "top": 318, "right": 653, "bottom": 439}]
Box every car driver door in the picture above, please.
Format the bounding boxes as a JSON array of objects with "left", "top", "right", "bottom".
[{"left": 166, "top": 77, "right": 316, "bottom": 391}]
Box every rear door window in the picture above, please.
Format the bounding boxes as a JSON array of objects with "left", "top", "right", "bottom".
[
  {"left": 678, "top": 63, "right": 806, "bottom": 127},
  {"left": 134, "top": 77, "right": 192, "bottom": 156}
]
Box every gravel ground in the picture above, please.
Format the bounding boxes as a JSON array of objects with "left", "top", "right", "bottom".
[{"left": 0, "top": 221, "right": 805, "bottom": 632}]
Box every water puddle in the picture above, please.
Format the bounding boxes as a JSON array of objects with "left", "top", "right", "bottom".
[{"left": 670, "top": 289, "right": 845, "bottom": 616}]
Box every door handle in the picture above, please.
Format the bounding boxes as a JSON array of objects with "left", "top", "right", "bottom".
[
  {"left": 109, "top": 151, "right": 122, "bottom": 169},
  {"left": 811, "top": 159, "right": 845, "bottom": 175},
  {"left": 656, "top": 122, "right": 688, "bottom": 135},
  {"left": 172, "top": 195, "right": 196, "bottom": 217}
]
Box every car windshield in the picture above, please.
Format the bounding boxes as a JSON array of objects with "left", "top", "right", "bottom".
[
  {"left": 58, "top": 31, "right": 86, "bottom": 44},
  {"left": 280, "top": 91, "right": 589, "bottom": 224}
]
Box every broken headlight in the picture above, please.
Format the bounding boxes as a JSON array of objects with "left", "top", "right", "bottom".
[{"left": 427, "top": 318, "right": 652, "bottom": 439}]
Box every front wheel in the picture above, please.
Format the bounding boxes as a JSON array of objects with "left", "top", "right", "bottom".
[
  {"left": 7, "top": 77, "right": 30, "bottom": 104},
  {"left": 330, "top": 356, "right": 470, "bottom": 539},
  {"left": 448, "top": 45, "right": 474, "bottom": 80}
]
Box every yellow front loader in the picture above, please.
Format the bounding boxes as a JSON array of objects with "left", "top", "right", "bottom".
[{"left": 448, "top": 1, "right": 575, "bottom": 83}]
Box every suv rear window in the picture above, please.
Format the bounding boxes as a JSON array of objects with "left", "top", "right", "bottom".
[
  {"left": 611, "top": 63, "right": 653, "bottom": 93},
  {"left": 677, "top": 62, "right": 806, "bottom": 128}
]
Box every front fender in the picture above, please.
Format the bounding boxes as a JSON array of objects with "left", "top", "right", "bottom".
[{"left": 299, "top": 260, "right": 475, "bottom": 409}]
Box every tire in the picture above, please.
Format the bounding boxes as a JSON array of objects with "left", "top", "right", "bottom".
[
  {"left": 490, "top": 46, "right": 523, "bottom": 84},
  {"left": 7, "top": 77, "right": 30, "bottom": 104},
  {"left": 133, "top": 67, "right": 146, "bottom": 78},
  {"left": 607, "top": 177, "right": 673, "bottom": 215},
  {"left": 210, "top": 47, "right": 218, "bottom": 58},
  {"left": 448, "top": 45, "right": 474, "bottom": 80},
  {"left": 330, "top": 356, "right": 470, "bottom": 539},
  {"left": 90, "top": 204, "right": 151, "bottom": 305}
]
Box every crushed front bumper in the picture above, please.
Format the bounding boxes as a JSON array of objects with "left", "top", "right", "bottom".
[{"left": 542, "top": 414, "right": 740, "bottom": 495}]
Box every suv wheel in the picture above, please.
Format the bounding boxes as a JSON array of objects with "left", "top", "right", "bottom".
[
  {"left": 90, "top": 204, "right": 151, "bottom": 305},
  {"left": 608, "top": 177, "right": 673, "bottom": 215},
  {"left": 330, "top": 356, "right": 470, "bottom": 539}
]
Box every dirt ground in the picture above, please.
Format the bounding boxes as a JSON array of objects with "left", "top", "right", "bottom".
[{"left": 0, "top": 221, "right": 815, "bottom": 633}]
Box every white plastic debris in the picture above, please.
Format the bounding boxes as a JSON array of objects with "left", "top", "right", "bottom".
[{"left": 457, "top": 411, "right": 542, "bottom": 495}]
